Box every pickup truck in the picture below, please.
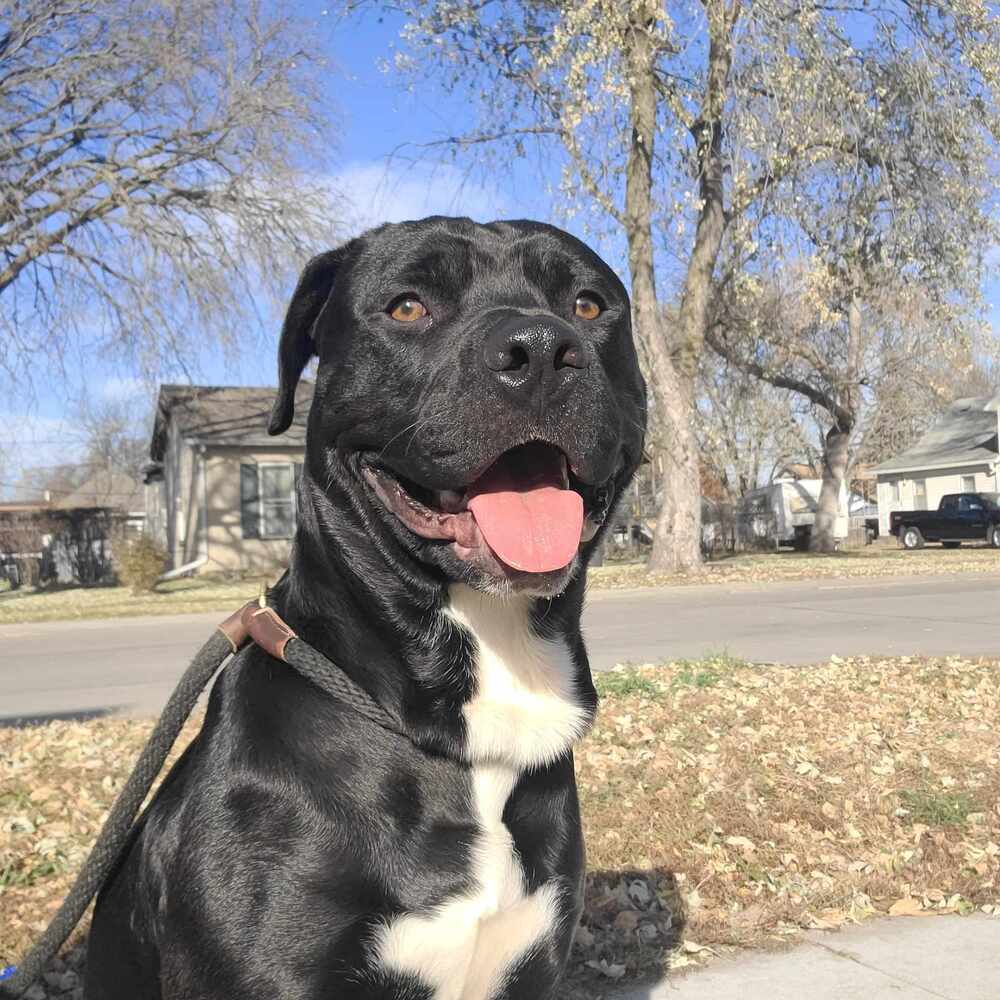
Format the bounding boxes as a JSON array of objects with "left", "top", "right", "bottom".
[{"left": 890, "top": 492, "right": 1000, "bottom": 549}]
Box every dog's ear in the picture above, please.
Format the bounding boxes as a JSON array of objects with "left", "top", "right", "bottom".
[{"left": 268, "top": 248, "right": 346, "bottom": 436}]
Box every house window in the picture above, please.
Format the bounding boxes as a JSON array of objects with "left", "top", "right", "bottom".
[
  {"left": 240, "top": 462, "right": 301, "bottom": 539},
  {"left": 962, "top": 475, "right": 976, "bottom": 493},
  {"left": 913, "top": 479, "right": 927, "bottom": 508}
]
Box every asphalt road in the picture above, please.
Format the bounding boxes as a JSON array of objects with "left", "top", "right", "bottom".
[{"left": 2, "top": 573, "right": 998, "bottom": 724}]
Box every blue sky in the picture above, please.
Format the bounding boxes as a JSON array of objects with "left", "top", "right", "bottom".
[
  {"left": 4, "top": 6, "right": 997, "bottom": 496},
  {"left": 5, "top": 8, "right": 537, "bottom": 492}
]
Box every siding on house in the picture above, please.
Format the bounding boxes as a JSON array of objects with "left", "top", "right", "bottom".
[{"left": 203, "top": 447, "right": 304, "bottom": 572}]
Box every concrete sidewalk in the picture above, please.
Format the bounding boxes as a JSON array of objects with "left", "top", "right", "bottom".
[{"left": 614, "top": 916, "right": 999, "bottom": 999}]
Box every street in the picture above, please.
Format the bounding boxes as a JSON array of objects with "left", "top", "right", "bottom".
[{"left": 1, "top": 573, "right": 999, "bottom": 723}]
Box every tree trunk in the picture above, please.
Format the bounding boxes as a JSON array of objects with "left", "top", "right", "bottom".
[
  {"left": 811, "top": 423, "right": 850, "bottom": 552},
  {"left": 811, "top": 290, "right": 861, "bottom": 552},
  {"left": 631, "top": 1, "right": 738, "bottom": 574},
  {"left": 647, "top": 364, "right": 703, "bottom": 571}
]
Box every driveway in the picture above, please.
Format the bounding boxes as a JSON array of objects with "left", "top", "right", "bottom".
[{"left": 2, "top": 573, "right": 999, "bottom": 723}]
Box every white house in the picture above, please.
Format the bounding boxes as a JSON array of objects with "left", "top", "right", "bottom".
[{"left": 873, "top": 395, "right": 1000, "bottom": 536}]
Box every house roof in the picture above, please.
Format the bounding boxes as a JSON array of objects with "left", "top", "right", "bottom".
[
  {"left": 150, "top": 382, "right": 313, "bottom": 462},
  {"left": 0, "top": 499, "right": 55, "bottom": 514},
  {"left": 56, "top": 468, "right": 145, "bottom": 513},
  {"left": 873, "top": 395, "right": 1000, "bottom": 475}
]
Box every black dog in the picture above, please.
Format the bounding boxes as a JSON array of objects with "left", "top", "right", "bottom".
[{"left": 85, "top": 217, "right": 646, "bottom": 999}]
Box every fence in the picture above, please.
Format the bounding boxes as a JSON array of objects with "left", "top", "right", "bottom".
[
  {"left": 701, "top": 503, "right": 780, "bottom": 557},
  {"left": 846, "top": 514, "right": 879, "bottom": 548}
]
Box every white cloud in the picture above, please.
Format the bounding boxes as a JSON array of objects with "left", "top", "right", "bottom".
[
  {"left": 98, "top": 375, "right": 148, "bottom": 402},
  {"left": 334, "top": 160, "right": 505, "bottom": 235}
]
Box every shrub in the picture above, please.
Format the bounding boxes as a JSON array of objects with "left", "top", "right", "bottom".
[{"left": 116, "top": 535, "right": 167, "bottom": 594}]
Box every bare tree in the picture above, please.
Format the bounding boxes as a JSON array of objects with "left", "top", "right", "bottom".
[
  {"left": 855, "top": 332, "right": 999, "bottom": 472},
  {"left": 383, "top": 0, "right": 740, "bottom": 572},
  {"left": 707, "top": 8, "right": 996, "bottom": 550},
  {"left": 377, "top": 0, "right": 996, "bottom": 569},
  {"left": 709, "top": 279, "right": 993, "bottom": 549},
  {"left": 77, "top": 392, "right": 152, "bottom": 481},
  {"left": 1, "top": 0, "right": 342, "bottom": 384},
  {"left": 696, "top": 356, "right": 810, "bottom": 502},
  {"left": 5, "top": 383, "right": 152, "bottom": 503}
]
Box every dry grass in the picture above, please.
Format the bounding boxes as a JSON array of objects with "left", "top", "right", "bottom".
[
  {"left": 0, "top": 576, "right": 267, "bottom": 625},
  {"left": 570, "top": 654, "right": 1000, "bottom": 992},
  {"left": 2, "top": 544, "right": 999, "bottom": 626},
  {"left": 3, "top": 655, "right": 999, "bottom": 996},
  {"left": 591, "top": 543, "right": 1000, "bottom": 591}
]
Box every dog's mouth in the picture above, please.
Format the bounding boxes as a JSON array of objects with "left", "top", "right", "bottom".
[{"left": 361, "top": 441, "right": 606, "bottom": 577}]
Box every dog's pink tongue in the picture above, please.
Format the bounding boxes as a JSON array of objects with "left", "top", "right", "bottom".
[{"left": 467, "top": 448, "right": 584, "bottom": 573}]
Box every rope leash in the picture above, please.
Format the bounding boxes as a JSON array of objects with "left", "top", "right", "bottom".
[{"left": 0, "top": 595, "right": 401, "bottom": 998}]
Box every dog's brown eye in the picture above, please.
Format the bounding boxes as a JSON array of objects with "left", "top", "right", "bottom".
[
  {"left": 389, "top": 297, "right": 428, "bottom": 323},
  {"left": 574, "top": 294, "right": 601, "bottom": 321}
]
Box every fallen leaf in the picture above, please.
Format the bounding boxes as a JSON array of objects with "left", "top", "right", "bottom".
[{"left": 889, "top": 897, "right": 928, "bottom": 917}]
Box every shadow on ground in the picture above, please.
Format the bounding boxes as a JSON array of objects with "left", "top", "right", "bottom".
[
  {"left": 0, "top": 706, "right": 121, "bottom": 729},
  {"left": 559, "top": 866, "right": 686, "bottom": 999}
]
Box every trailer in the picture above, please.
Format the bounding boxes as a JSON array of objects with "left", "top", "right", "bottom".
[{"left": 738, "top": 479, "right": 848, "bottom": 550}]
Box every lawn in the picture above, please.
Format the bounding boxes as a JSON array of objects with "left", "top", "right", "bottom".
[
  {"left": 591, "top": 543, "right": 1000, "bottom": 591},
  {"left": 0, "top": 575, "right": 268, "bottom": 625},
  {"left": 3, "top": 544, "right": 1000, "bottom": 626},
  {"left": 3, "top": 654, "right": 997, "bottom": 997}
]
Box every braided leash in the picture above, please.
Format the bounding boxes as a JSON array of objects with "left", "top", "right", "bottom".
[{"left": 0, "top": 596, "right": 402, "bottom": 997}]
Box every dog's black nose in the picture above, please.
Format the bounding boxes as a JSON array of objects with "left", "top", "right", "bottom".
[{"left": 483, "top": 316, "right": 589, "bottom": 395}]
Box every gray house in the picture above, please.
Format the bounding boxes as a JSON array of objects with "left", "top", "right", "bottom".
[
  {"left": 873, "top": 395, "right": 1000, "bottom": 536},
  {"left": 144, "top": 383, "right": 311, "bottom": 575}
]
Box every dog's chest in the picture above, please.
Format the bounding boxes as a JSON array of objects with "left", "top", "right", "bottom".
[
  {"left": 448, "top": 584, "right": 589, "bottom": 772},
  {"left": 375, "top": 764, "right": 560, "bottom": 1000},
  {"left": 373, "top": 586, "right": 585, "bottom": 999}
]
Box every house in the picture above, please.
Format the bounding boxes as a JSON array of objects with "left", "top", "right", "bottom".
[
  {"left": 872, "top": 395, "right": 1000, "bottom": 536},
  {"left": 57, "top": 467, "right": 146, "bottom": 530},
  {"left": 49, "top": 467, "right": 146, "bottom": 583},
  {"left": 0, "top": 469, "right": 144, "bottom": 586},
  {"left": 144, "top": 383, "right": 312, "bottom": 575}
]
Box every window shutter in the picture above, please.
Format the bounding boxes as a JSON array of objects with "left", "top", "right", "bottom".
[{"left": 240, "top": 464, "right": 261, "bottom": 539}]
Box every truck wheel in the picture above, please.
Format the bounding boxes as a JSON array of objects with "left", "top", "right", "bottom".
[
  {"left": 990, "top": 526, "right": 1000, "bottom": 549},
  {"left": 901, "top": 526, "right": 924, "bottom": 550}
]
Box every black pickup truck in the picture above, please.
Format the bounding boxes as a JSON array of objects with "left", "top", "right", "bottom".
[{"left": 890, "top": 492, "right": 1000, "bottom": 549}]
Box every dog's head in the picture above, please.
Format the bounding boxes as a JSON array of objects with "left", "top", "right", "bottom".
[{"left": 270, "top": 217, "right": 646, "bottom": 597}]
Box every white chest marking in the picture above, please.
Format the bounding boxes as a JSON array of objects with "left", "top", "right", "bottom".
[
  {"left": 373, "top": 585, "right": 586, "bottom": 999},
  {"left": 448, "top": 584, "right": 589, "bottom": 771},
  {"left": 375, "top": 766, "right": 562, "bottom": 1000}
]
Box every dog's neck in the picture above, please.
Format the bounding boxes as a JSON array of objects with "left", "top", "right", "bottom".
[{"left": 269, "top": 471, "right": 595, "bottom": 763}]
